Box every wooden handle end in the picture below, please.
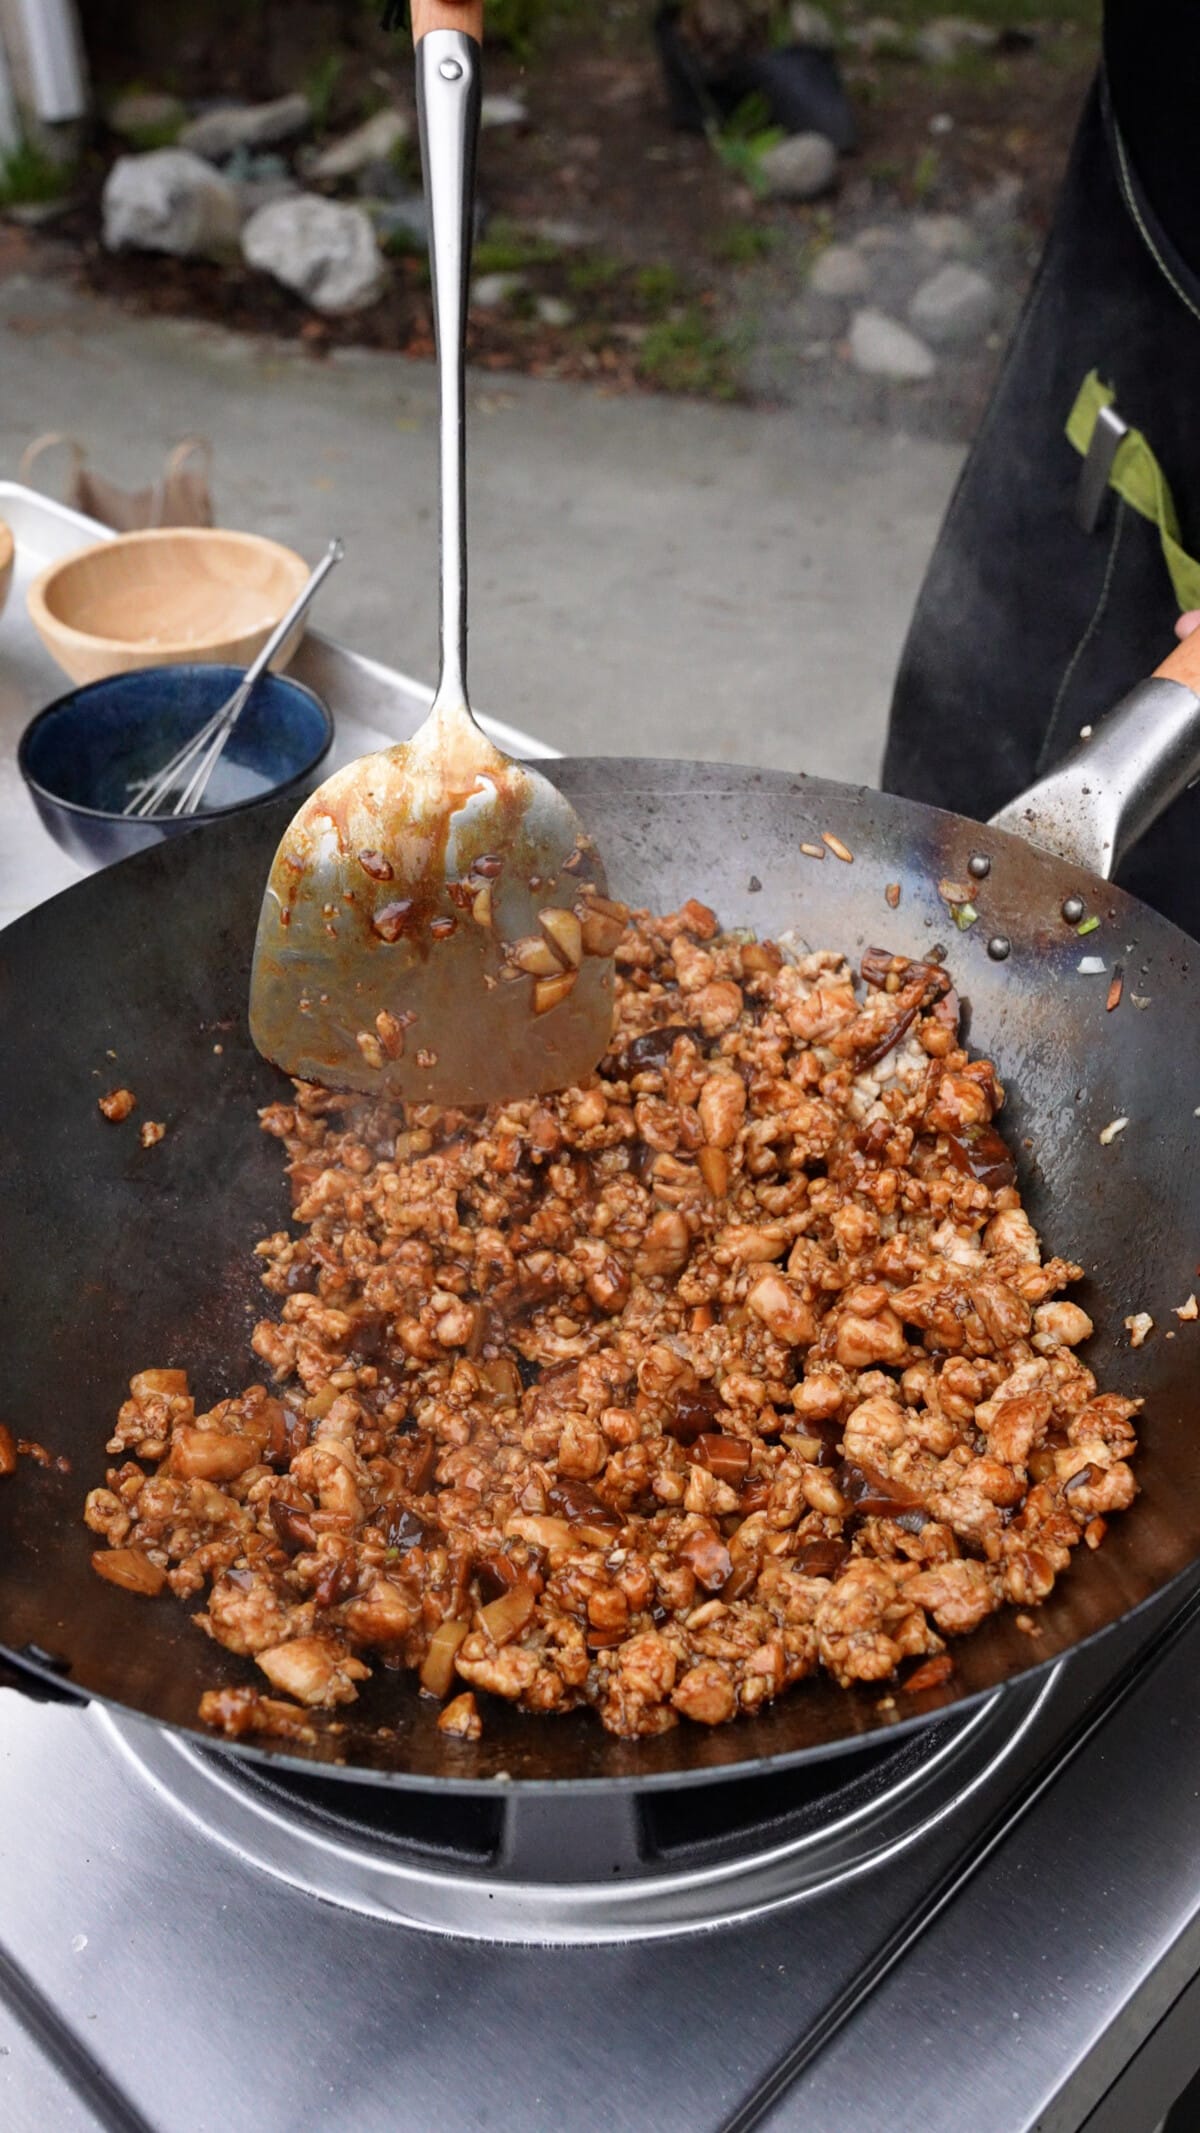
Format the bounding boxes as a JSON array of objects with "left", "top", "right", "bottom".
[
  {"left": 1154, "top": 625, "right": 1200, "bottom": 693},
  {"left": 412, "top": 0, "right": 484, "bottom": 42}
]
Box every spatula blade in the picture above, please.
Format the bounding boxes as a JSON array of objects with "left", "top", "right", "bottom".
[{"left": 248, "top": 745, "right": 616, "bottom": 1106}]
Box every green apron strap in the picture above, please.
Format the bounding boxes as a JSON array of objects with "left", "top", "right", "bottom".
[{"left": 1067, "top": 369, "right": 1200, "bottom": 612}]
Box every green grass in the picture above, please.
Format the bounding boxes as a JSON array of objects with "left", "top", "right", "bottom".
[
  {"left": 0, "top": 141, "right": 70, "bottom": 208},
  {"left": 637, "top": 307, "right": 739, "bottom": 399},
  {"left": 710, "top": 220, "right": 777, "bottom": 266},
  {"left": 472, "top": 219, "right": 562, "bottom": 275},
  {"left": 303, "top": 52, "right": 344, "bottom": 136},
  {"left": 565, "top": 250, "right": 624, "bottom": 295},
  {"left": 911, "top": 144, "right": 941, "bottom": 202},
  {"left": 632, "top": 262, "right": 685, "bottom": 312}
]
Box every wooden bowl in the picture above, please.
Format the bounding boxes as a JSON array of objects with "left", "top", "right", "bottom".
[
  {"left": 0, "top": 520, "right": 14, "bottom": 622},
  {"left": 27, "top": 526, "right": 311, "bottom": 686}
]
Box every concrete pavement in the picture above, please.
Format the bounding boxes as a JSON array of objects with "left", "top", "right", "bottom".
[{"left": 0, "top": 271, "right": 962, "bottom": 782}]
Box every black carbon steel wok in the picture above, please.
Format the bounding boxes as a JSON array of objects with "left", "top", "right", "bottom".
[{"left": 4, "top": 647, "right": 1200, "bottom": 1794}]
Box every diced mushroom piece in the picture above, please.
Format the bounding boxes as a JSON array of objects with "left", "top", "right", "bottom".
[
  {"left": 419, "top": 1616, "right": 471, "bottom": 1698},
  {"left": 579, "top": 894, "right": 629, "bottom": 956},
  {"left": 533, "top": 970, "right": 578, "bottom": 1015},
  {"left": 438, "top": 1691, "right": 482, "bottom": 1739},
  {"left": 697, "top": 1145, "right": 730, "bottom": 1198},
  {"left": 375, "top": 1010, "right": 406, "bottom": 1060},
  {"left": 91, "top": 1546, "right": 166, "bottom": 1597},
  {"left": 477, "top": 1582, "right": 537, "bottom": 1645},
  {"left": 539, "top": 907, "right": 583, "bottom": 969},
  {"left": 98, "top": 1088, "right": 136, "bottom": 1121},
  {"left": 0, "top": 1423, "right": 16, "bottom": 1477},
  {"left": 139, "top": 1121, "right": 166, "bottom": 1148},
  {"left": 509, "top": 935, "right": 562, "bottom": 977}
]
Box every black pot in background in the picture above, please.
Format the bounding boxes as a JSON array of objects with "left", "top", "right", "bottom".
[{"left": 653, "top": 9, "right": 857, "bottom": 152}]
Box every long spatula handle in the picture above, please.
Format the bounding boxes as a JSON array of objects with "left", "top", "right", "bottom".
[{"left": 414, "top": 6, "right": 482, "bottom": 719}]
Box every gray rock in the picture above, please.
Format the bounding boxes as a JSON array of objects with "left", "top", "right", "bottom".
[
  {"left": 305, "top": 108, "right": 410, "bottom": 183},
  {"left": 757, "top": 132, "right": 837, "bottom": 203},
  {"left": 353, "top": 158, "right": 412, "bottom": 203},
  {"left": 366, "top": 194, "right": 428, "bottom": 246},
  {"left": 972, "top": 172, "right": 1024, "bottom": 231},
  {"left": 366, "top": 192, "right": 485, "bottom": 247},
  {"left": 853, "top": 223, "right": 907, "bottom": 254},
  {"left": 808, "top": 243, "right": 869, "bottom": 298},
  {"left": 223, "top": 148, "right": 293, "bottom": 220},
  {"left": 480, "top": 93, "right": 529, "bottom": 128},
  {"left": 108, "top": 91, "right": 184, "bottom": 144},
  {"left": 848, "top": 308, "right": 936, "bottom": 380},
  {"left": 535, "top": 294, "right": 575, "bottom": 327},
  {"left": 235, "top": 174, "right": 298, "bottom": 215},
  {"left": 102, "top": 149, "right": 241, "bottom": 260},
  {"left": 842, "top": 16, "right": 906, "bottom": 55},
  {"left": 241, "top": 194, "right": 385, "bottom": 314},
  {"left": 471, "top": 271, "right": 525, "bottom": 311},
  {"left": 908, "top": 262, "right": 996, "bottom": 345},
  {"left": 911, "top": 211, "right": 972, "bottom": 256},
  {"left": 179, "top": 93, "right": 311, "bottom": 163},
  {"left": 915, "top": 15, "right": 999, "bottom": 63},
  {"left": 525, "top": 216, "right": 595, "bottom": 249},
  {"left": 788, "top": 2, "right": 835, "bottom": 49}
]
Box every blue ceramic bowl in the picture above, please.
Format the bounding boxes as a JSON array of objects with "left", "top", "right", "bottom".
[{"left": 18, "top": 663, "right": 334, "bottom": 869}]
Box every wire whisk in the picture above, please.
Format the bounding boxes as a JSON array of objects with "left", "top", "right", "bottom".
[{"left": 124, "top": 538, "right": 344, "bottom": 819}]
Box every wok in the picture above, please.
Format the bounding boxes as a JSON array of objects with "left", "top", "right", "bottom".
[{"left": 4, "top": 645, "right": 1200, "bottom": 1794}]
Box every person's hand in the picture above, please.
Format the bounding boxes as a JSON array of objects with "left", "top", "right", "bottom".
[{"left": 1175, "top": 611, "right": 1200, "bottom": 639}]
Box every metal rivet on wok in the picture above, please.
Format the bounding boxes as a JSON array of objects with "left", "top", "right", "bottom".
[
  {"left": 967, "top": 852, "right": 991, "bottom": 879},
  {"left": 986, "top": 935, "right": 1011, "bottom": 962},
  {"left": 1061, "top": 895, "right": 1085, "bottom": 924},
  {"left": 439, "top": 57, "right": 463, "bottom": 79}
]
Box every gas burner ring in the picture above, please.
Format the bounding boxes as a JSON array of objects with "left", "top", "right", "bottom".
[{"left": 101, "top": 1672, "right": 1060, "bottom": 1946}]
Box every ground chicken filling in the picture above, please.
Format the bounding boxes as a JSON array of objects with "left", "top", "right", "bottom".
[{"left": 84, "top": 899, "right": 1140, "bottom": 1743}]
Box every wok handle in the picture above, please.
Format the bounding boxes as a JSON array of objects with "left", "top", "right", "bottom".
[{"left": 988, "top": 637, "right": 1200, "bottom": 879}]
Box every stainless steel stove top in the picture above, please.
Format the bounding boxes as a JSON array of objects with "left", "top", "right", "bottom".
[
  {"left": 4, "top": 484, "right": 1200, "bottom": 2133},
  {"left": 3, "top": 1582, "right": 1200, "bottom": 2133}
]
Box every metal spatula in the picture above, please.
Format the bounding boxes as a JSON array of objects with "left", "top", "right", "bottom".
[{"left": 248, "top": 0, "right": 614, "bottom": 1107}]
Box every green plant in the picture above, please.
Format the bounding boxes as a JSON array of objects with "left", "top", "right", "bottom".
[
  {"left": 0, "top": 140, "right": 70, "bottom": 209},
  {"left": 911, "top": 144, "right": 940, "bottom": 201},
  {"left": 485, "top": 0, "right": 565, "bottom": 57},
  {"left": 712, "top": 96, "right": 784, "bottom": 197},
  {"left": 565, "top": 250, "right": 624, "bottom": 295},
  {"left": 304, "top": 51, "right": 344, "bottom": 135},
  {"left": 638, "top": 307, "right": 738, "bottom": 398},
  {"left": 633, "top": 262, "right": 685, "bottom": 312},
  {"left": 710, "top": 219, "right": 776, "bottom": 265},
  {"left": 472, "top": 220, "right": 560, "bottom": 274},
  {"left": 382, "top": 227, "right": 430, "bottom": 280}
]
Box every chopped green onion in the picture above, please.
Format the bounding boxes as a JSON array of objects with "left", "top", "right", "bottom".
[
  {"left": 951, "top": 901, "right": 979, "bottom": 930},
  {"left": 1076, "top": 914, "right": 1100, "bottom": 937}
]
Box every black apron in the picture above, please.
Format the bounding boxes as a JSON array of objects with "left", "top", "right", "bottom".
[{"left": 882, "top": 74, "right": 1200, "bottom": 940}]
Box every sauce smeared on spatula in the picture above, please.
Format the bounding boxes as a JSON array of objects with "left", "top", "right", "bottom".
[{"left": 249, "top": 1, "right": 613, "bottom": 1105}]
